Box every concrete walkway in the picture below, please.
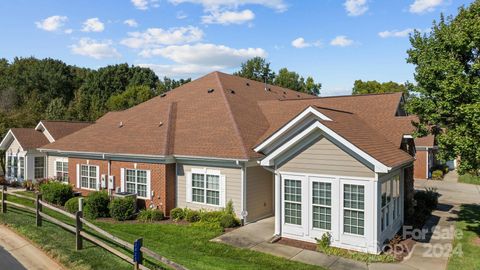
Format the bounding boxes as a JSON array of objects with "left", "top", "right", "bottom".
[{"left": 0, "top": 225, "right": 63, "bottom": 270}]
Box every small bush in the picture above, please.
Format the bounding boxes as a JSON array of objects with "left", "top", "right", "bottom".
[
  {"left": 84, "top": 191, "right": 110, "bottom": 219},
  {"left": 109, "top": 197, "right": 136, "bottom": 221},
  {"left": 200, "top": 211, "right": 224, "bottom": 223},
  {"left": 431, "top": 170, "right": 443, "bottom": 180},
  {"left": 39, "top": 181, "right": 73, "bottom": 206},
  {"left": 225, "top": 200, "right": 235, "bottom": 215},
  {"left": 415, "top": 188, "right": 439, "bottom": 212},
  {"left": 170, "top": 208, "right": 185, "bottom": 221},
  {"left": 65, "top": 197, "right": 86, "bottom": 214},
  {"left": 185, "top": 209, "right": 201, "bottom": 222},
  {"left": 23, "top": 180, "right": 34, "bottom": 191},
  {"left": 138, "top": 209, "right": 164, "bottom": 222},
  {"left": 219, "top": 214, "right": 240, "bottom": 228},
  {"left": 316, "top": 232, "right": 331, "bottom": 252}
]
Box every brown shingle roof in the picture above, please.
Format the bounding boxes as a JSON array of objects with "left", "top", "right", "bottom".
[
  {"left": 10, "top": 128, "right": 50, "bottom": 150},
  {"left": 40, "top": 121, "right": 92, "bottom": 141},
  {"left": 41, "top": 72, "right": 415, "bottom": 167}
]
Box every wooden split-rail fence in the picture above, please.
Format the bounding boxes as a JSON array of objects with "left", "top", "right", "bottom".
[{"left": 0, "top": 185, "right": 188, "bottom": 270}]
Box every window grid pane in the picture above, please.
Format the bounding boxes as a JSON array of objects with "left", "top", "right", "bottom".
[
  {"left": 312, "top": 182, "right": 332, "bottom": 230},
  {"left": 284, "top": 179, "right": 302, "bottom": 225},
  {"left": 344, "top": 184, "right": 365, "bottom": 235}
]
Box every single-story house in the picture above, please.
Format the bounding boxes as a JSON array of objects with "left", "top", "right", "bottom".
[
  {"left": 35, "top": 72, "right": 423, "bottom": 254},
  {"left": 0, "top": 121, "right": 91, "bottom": 182}
]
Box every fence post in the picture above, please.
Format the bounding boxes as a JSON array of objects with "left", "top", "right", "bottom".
[
  {"left": 133, "top": 238, "right": 143, "bottom": 270},
  {"left": 1, "top": 185, "right": 6, "bottom": 213},
  {"left": 78, "top": 197, "right": 83, "bottom": 212},
  {"left": 36, "top": 193, "right": 42, "bottom": 227},
  {"left": 76, "top": 210, "right": 83, "bottom": 251}
]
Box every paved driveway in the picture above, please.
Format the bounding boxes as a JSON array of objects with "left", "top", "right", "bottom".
[{"left": 0, "top": 246, "right": 26, "bottom": 270}]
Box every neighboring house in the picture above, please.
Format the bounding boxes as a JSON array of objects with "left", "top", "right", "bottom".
[
  {"left": 413, "top": 135, "right": 437, "bottom": 179},
  {"left": 37, "top": 72, "right": 419, "bottom": 254},
  {"left": 0, "top": 121, "right": 91, "bottom": 182}
]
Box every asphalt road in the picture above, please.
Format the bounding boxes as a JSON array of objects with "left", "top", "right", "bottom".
[{"left": 0, "top": 245, "right": 26, "bottom": 270}]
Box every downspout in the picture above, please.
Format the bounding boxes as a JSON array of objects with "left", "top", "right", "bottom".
[{"left": 237, "top": 160, "right": 247, "bottom": 225}]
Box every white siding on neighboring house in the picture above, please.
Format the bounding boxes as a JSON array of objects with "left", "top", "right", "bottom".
[
  {"left": 279, "top": 137, "right": 375, "bottom": 178},
  {"left": 246, "top": 166, "right": 274, "bottom": 222},
  {"left": 176, "top": 163, "right": 242, "bottom": 217},
  {"left": 47, "top": 155, "right": 68, "bottom": 178}
]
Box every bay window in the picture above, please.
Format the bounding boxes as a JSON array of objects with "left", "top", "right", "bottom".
[
  {"left": 19, "top": 157, "right": 24, "bottom": 180},
  {"left": 6, "top": 155, "right": 12, "bottom": 177}
]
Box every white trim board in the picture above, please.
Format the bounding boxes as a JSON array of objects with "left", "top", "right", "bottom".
[
  {"left": 254, "top": 106, "right": 332, "bottom": 152},
  {"left": 35, "top": 121, "right": 55, "bottom": 143},
  {"left": 259, "top": 121, "right": 391, "bottom": 173}
]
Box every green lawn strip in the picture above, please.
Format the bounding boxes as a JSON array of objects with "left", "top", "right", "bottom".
[
  {"left": 458, "top": 174, "right": 480, "bottom": 185},
  {"left": 95, "top": 221, "right": 325, "bottom": 270},
  {"left": 447, "top": 204, "right": 480, "bottom": 270},
  {"left": 3, "top": 192, "right": 325, "bottom": 270},
  {"left": 0, "top": 208, "right": 132, "bottom": 270},
  {"left": 318, "top": 246, "right": 395, "bottom": 263}
]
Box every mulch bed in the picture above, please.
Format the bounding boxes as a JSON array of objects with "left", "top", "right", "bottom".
[{"left": 384, "top": 237, "right": 416, "bottom": 261}]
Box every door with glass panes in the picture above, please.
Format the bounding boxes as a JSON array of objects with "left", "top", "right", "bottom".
[{"left": 281, "top": 174, "right": 336, "bottom": 240}]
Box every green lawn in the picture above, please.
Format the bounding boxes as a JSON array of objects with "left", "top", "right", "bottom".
[
  {"left": 1, "top": 191, "right": 325, "bottom": 270},
  {"left": 448, "top": 204, "right": 480, "bottom": 270},
  {"left": 458, "top": 174, "right": 480, "bottom": 185}
]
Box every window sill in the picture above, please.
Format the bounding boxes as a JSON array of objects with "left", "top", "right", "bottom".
[{"left": 190, "top": 201, "right": 221, "bottom": 208}]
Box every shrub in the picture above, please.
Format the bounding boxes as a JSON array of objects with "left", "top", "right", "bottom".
[
  {"left": 109, "top": 197, "right": 136, "bottom": 221},
  {"left": 84, "top": 191, "right": 110, "bottom": 219},
  {"left": 225, "top": 200, "right": 235, "bottom": 215},
  {"left": 317, "top": 232, "right": 331, "bottom": 252},
  {"left": 0, "top": 176, "right": 6, "bottom": 186},
  {"left": 431, "top": 170, "right": 443, "bottom": 180},
  {"left": 185, "top": 209, "right": 201, "bottom": 222},
  {"left": 65, "top": 197, "right": 86, "bottom": 214},
  {"left": 138, "top": 209, "right": 164, "bottom": 222},
  {"left": 219, "top": 214, "right": 240, "bottom": 228},
  {"left": 170, "top": 208, "right": 185, "bottom": 221},
  {"left": 200, "top": 211, "right": 224, "bottom": 223},
  {"left": 39, "top": 181, "right": 73, "bottom": 206},
  {"left": 23, "top": 180, "right": 34, "bottom": 191},
  {"left": 415, "top": 188, "right": 439, "bottom": 212}
]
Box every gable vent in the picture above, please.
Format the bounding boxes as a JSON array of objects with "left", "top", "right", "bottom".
[{"left": 207, "top": 88, "right": 214, "bottom": 93}]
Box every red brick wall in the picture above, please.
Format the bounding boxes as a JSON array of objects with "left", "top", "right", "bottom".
[
  {"left": 68, "top": 158, "right": 176, "bottom": 215},
  {"left": 414, "top": 150, "right": 427, "bottom": 180}
]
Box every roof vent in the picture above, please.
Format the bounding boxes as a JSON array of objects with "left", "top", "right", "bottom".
[
  {"left": 283, "top": 91, "right": 287, "bottom": 95},
  {"left": 297, "top": 94, "right": 300, "bottom": 97},
  {"left": 246, "top": 82, "right": 250, "bottom": 86},
  {"left": 267, "top": 88, "right": 271, "bottom": 92},
  {"left": 119, "top": 121, "right": 123, "bottom": 128},
  {"left": 229, "top": 89, "right": 235, "bottom": 94},
  {"left": 158, "top": 122, "right": 163, "bottom": 127},
  {"left": 160, "top": 93, "right": 167, "bottom": 98},
  {"left": 207, "top": 88, "right": 214, "bottom": 93}
]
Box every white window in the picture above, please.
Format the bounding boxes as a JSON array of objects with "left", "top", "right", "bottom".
[
  {"left": 312, "top": 182, "right": 331, "bottom": 230},
  {"left": 12, "top": 156, "right": 18, "bottom": 178},
  {"left": 34, "top": 157, "right": 45, "bottom": 179},
  {"left": 56, "top": 161, "right": 69, "bottom": 182},
  {"left": 80, "top": 165, "right": 97, "bottom": 190},
  {"left": 6, "top": 155, "right": 12, "bottom": 178},
  {"left": 125, "top": 169, "right": 150, "bottom": 199},
  {"left": 19, "top": 157, "right": 24, "bottom": 180},
  {"left": 192, "top": 172, "right": 220, "bottom": 205},
  {"left": 393, "top": 175, "right": 400, "bottom": 219},
  {"left": 284, "top": 179, "right": 302, "bottom": 225},
  {"left": 343, "top": 184, "right": 365, "bottom": 235}
]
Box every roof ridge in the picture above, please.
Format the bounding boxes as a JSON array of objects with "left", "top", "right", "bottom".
[
  {"left": 314, "top": 106, "right": 354, "bottom": 114},
  {"left": 279, "top": 91, "right": 403, "bottom": 101},
  {"left": 214, "top": 72, "right": 249, "bottom": 159},
  {"left": 41, "top": 120, "right": 93, "bottom": 123}
]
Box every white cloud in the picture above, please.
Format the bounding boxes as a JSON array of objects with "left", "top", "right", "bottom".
[
  {"left": 64, "top": 29, "right": 73, "bottom": 34},
  {"left": 344, "top": 0, "right": 368, "bottom": 16},
  {"left": 169, "top": 0, "right": 287, "bottom": 12},
  {"left": 138, "top": 63, "right": 223, "bottom": 78},
  {"left": 124, "top": 19, "right": 139, "bottom": 27},
  {"left": 81, "top": 18, "right": 105, "bottom": 32},
  {"left": 131, "top": 0, "right": 159, "bottom": 10},
  {"left": 291, "top": 37, "right": 321, "bottom": 48},
  {"left": 409, "top": 0, "right": 444, "bottom": 13},
  {"left": 378, "top": 28, "right": 415, "bottom": 38},
  {"left": 139, "top": 43, "right": 267, "bottom": 67},
  {"left": 202, "top": 9, "right": 254, "bottom": 24},
  {"left": 330, "top": 36, "right": 354, "bottom": 47},
  {"left": 35, "top": 15, "right": 68, "bottom": 32},
  {"left": 177, "top": 11, "right": 188, "bottom": 19},
  {"left": 121, "top": 26, "right": 204, "bottom": 48},
  {"left": 70, "top": 38, "right": 121, "bottom": 59}
]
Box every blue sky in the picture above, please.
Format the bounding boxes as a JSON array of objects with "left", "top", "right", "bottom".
[{"left": 0, "top": 0, "right": 474, "bottom": 96}]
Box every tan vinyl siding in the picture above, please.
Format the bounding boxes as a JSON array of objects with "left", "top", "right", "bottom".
[
  {"left": 279, "top": 137, "right": 375, "bottom": 178},
  {"left": 246, "top": 166, "right": 273, "bottom": 222},
  {"left": 176, "top": 164, "right": 242, "bottom": 216}
]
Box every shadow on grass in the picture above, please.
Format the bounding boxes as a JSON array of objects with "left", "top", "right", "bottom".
[{"left": 457, "top": 204, "right": 480, "bottom": 237}]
